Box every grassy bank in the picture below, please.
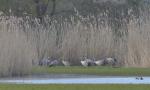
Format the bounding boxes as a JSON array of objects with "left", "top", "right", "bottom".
[
  {"left": 0, "top": 84, "right": 150, "bottom": 90},
  {"left": 32, "top": 66, "right": 150, "bottom": 76}
]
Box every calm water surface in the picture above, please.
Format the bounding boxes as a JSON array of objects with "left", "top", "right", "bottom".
[{"left": 0, "top": 74, "right": 149, "bottom": 84}]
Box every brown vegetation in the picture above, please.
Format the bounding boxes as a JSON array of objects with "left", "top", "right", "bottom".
[{"left": 0, "top": 14, "right": 150, "bottom": 76}]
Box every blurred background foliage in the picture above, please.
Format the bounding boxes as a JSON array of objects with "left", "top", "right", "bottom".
[
  {"left": 0, "top": 0, "right": 149, "bottom": 38},
  {"left": 0, "top": 0, "right": 149, "bottom": 17}
]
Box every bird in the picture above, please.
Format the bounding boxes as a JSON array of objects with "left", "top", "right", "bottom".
[
  {"left": 94, "top": 59, "right": 105, "bottom": 66},
  {"left": 136, "top": 76, "right": 143, "bottom": 80},
  {"left": 80, "top": 56, "right": 95, "bottom": 67},
  {"left": 49, "top": 59, "right": 59, "bottom": 67},
  {"left": 80, "top": 60, "right": 89, "bottom": 67},
  {"left": 105, "top": 57, "right": 117, "bottom": 66},
  {"left": 140, "top": 77, "right": 144, "bottom": 80},
  {"left": 38, "top": 57, "right": 51, "bottom": 66},
  {"left": 62, "top": 60, "right": 71, "bottom": 66}
]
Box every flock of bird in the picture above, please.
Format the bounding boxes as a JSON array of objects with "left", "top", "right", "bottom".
[
  {"left": 81, "top": 56, "right": 117, "bottom": 67},
  {"left": 38, "top": 57, "right": 144, "bottom": 80},
  {"left": 38, "top": 56, "right": 118, "bottom": 67}
]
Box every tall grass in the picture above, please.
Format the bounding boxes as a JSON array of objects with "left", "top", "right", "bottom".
[
  {"left": 125, "top": 19, "right": 150, "bottom": 67},
  {"left": 0, "top": 17, "right": 38, "bottom": 76},
  {"left": 0, "top": 13, "right": 150, "bottom": 76}
]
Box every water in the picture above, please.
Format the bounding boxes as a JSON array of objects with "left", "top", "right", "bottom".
[{"left": 0, "top": 74, "right": 149, "bottom": 84}]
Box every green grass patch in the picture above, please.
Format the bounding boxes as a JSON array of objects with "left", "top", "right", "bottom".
[
  {"left": 32, "top": 66, "right": 150, "bottom": 76},
  {"left": 0, "top": 84, "right": 150, "bottom": 90}
]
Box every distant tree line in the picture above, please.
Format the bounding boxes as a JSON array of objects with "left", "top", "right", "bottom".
[{"left": 0, "top": 0, "right": 149, "bottom": 17}]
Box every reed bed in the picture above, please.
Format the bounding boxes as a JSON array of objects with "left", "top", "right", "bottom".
[{"left": 0, "top": 14, "right": 150, "bottom": 76}]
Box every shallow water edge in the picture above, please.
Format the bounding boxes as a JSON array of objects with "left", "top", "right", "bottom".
[{"left": 0, "top": 74, "right": 149, "bottom": 84}]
